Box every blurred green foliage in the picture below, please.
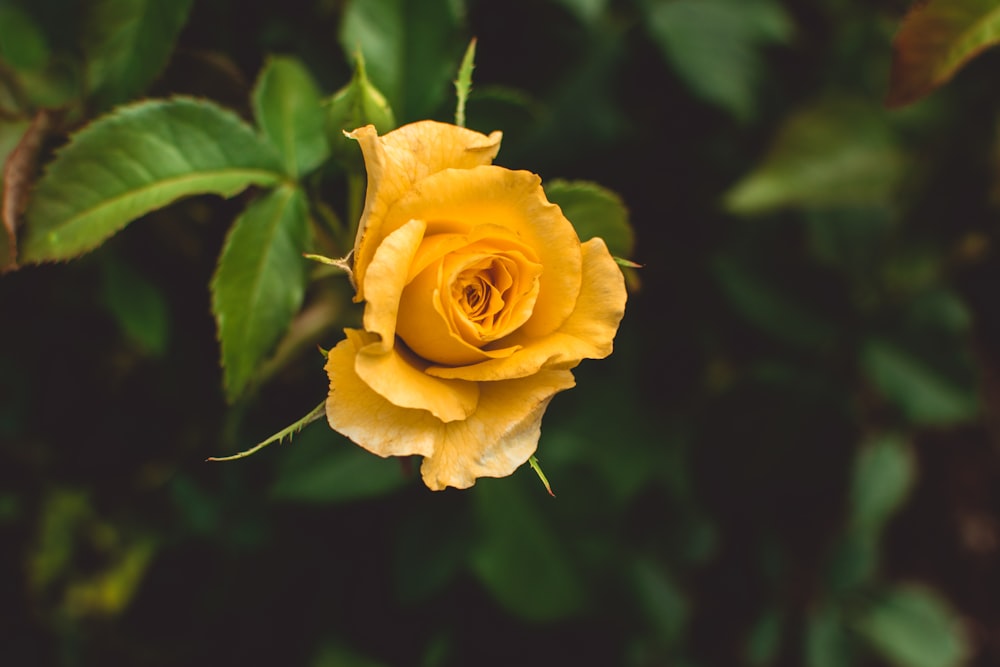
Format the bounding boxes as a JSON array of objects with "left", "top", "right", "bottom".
[{"left": 2, "top": 0, "right": 1000, "bottom": 665}]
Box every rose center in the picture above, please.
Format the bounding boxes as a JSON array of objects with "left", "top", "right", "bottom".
[
  {"left": 452, "top": 257, "right": 514, "bottom": 331},
  {"left": 395, "top": 233, "right": 543, "bottom": 366}
]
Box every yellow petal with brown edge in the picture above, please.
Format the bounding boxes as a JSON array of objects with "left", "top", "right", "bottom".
[
  {"left": 419, "top": 368, "right": 576, "bottom": 490},
  {"left": 326, "top": 328, "right": 575, "bottom": 490},
  {"left": 349, "top": 122, "right": 502, "bottom": 302},
  {"left": 354, "top": 331, "right": 479, "bottom": 423},
  {"left": 361, "top": 218, "right": 426, "bottom": 354},
  {"left": 426, "top": 237, "right": 626, "bottom": 382},
  {"left": 380, "top": 166, "right": 583, "bottom": 338}
]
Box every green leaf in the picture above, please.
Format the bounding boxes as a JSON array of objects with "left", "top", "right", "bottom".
[
  {"left": 909, "top": 287, "right": 972, "bottom": 334},
  {"left": 21, "top": 97, "right": 284, "bottom": 264},
  {"left": 631, "top": 558, "right": 689, "bottom": 647},
  {"left": 339, "top": 0, "right": 465, "bottom": 121},
  {"left": 211, "top": 185, "right": 310, "bottom": 400},
  {"left": 724, "top": 99, "right": 905, "bottom": 214},
  {"left": 825, "top": 533, "right": 879, "bottom": 593},
  {"left": 643, "top": 0, "right": 792, "bottom": 121},
  {"left": 745, "top": 607, "right": 784, "bottom": 666},
  {"left": 252, "top": 55, "right": 330, "bottom": 178},
  {"left": 270, "top": 423, "right": 407, "bottom": 504},
  {"left": 82, "top": 0, "right": 195, "bottom": 109},
  {"left": 887, "top": 0, "right": 1000, "bottom": 107},
  {"left": 854, "top": 586, "right": 969, "bottom": 667},
  {"left": 849, "top": 434, "right": 916, "bottom": 536},
  {"left": 0, "top": 4, "right": 49, "bottom": 70},
  {"left": 545, "top": 179, "right": 634, "bottom": 259},
  {"left": 100, "top": 254, "right": 170, "bottom": 357},
  {"left": 861, "top": 337, "right": 979, "bottom": 426},
  {"left": 470, "top": 480, "right": 587, "bottom": 622},
  {"left": 805, "top": 603, "right": 856, "bottom": 667}
]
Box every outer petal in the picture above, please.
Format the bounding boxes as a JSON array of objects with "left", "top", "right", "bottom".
[
  {"left": 325, "top": 332, "right": 436, "bottom": 459},
  {"left": 326, "top": 328, "right": 575, "bottom": 490},
  {"left": 361, "top": 218, "right": 426, "bottom": 352},
  {"left": 419, "top": 369, "right": 576, "bottom": 490},
  {"left": 381, "top": 166, "right": 583, "bottom": 337},
  {"left": 427, "top": 238, "right": 627, "bottom": 382},
  {"left": 349, "top": 121, "right": 502, "bottom": 301}
]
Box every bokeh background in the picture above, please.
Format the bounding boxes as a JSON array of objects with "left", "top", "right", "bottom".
[{"left": 2, "top": 0, "right": 999, "bottom": 665}]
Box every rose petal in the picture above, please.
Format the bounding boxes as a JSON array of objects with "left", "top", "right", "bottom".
[
  {"left": 349, "top": 122, "right": 502, "bottom": 301},
  {"left": 419, "top": 369, "right": 576, "bottom": 490},
  {"left": 355, "top": 332, "right": 479, "bottom": 423},
  {"left": 397, "top": 242, "right": 540, "bottom": 366},
  {"left": 361, "top": 218, "right": 426, "bottom": 353},
  {"left": 326, "top": 330, "right": 575, "bottom": 490},
  {"left": 426, "top": 238, "right": 627, "bottom": 382},
  {"left": 325, "top": 331, "right": 436, "bottom": 458},
  {"left": 381, "top": 166, "right": 583, "bottom": 337}
]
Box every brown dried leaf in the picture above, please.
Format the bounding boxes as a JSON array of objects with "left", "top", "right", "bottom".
[
  {"left": 2, "top": 108, "right": 56, "bottom": 271},
  {"left": 887, "top": 0, "right": 1000, "bottom": 108}
]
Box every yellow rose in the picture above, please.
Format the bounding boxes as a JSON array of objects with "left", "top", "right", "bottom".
[{"left": 324, "top": 120, "right": 627, "bottom": 490}]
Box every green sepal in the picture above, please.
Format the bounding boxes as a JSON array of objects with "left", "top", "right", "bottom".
[
  {"left": 453, "top": 38, "right": 476, "bottom": 128},
  {"left": 325, "top": 50, "right": 396, "bottom": 166},
  {"left": 338, "top": 0, "right": 464, "bottom": 121},
  {"left": 615, "top": 256, "right": 642, "bottom": 269},
  {"left": 303, "top": 252, "right": 352, "bottom": 274},
  {"left": 527, "top": 455, "right": 555, "bottom": 497},
  {"left": 208, "top": 401, "right": 326, "bottom": 461}
]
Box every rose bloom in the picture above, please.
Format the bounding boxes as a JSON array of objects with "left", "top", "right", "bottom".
[{"left": 324, "top": 120, "right": 627, "bottom": 490}]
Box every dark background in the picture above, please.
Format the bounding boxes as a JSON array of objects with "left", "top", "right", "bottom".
[{"left": 2, "top": 0, "right": 998, "bottom": 665}]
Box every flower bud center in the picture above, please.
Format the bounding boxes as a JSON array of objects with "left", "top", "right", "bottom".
[{"left": 396, "top": 231, "right": 542, "bottom": 366}]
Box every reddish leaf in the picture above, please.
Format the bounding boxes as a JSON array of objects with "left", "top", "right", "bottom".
[
  {"left": 2, "top": 109, "right": 57, "bottom": 272},
  {"left": 887, "top": 0, "right": 1000, "bottom": 108}
]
